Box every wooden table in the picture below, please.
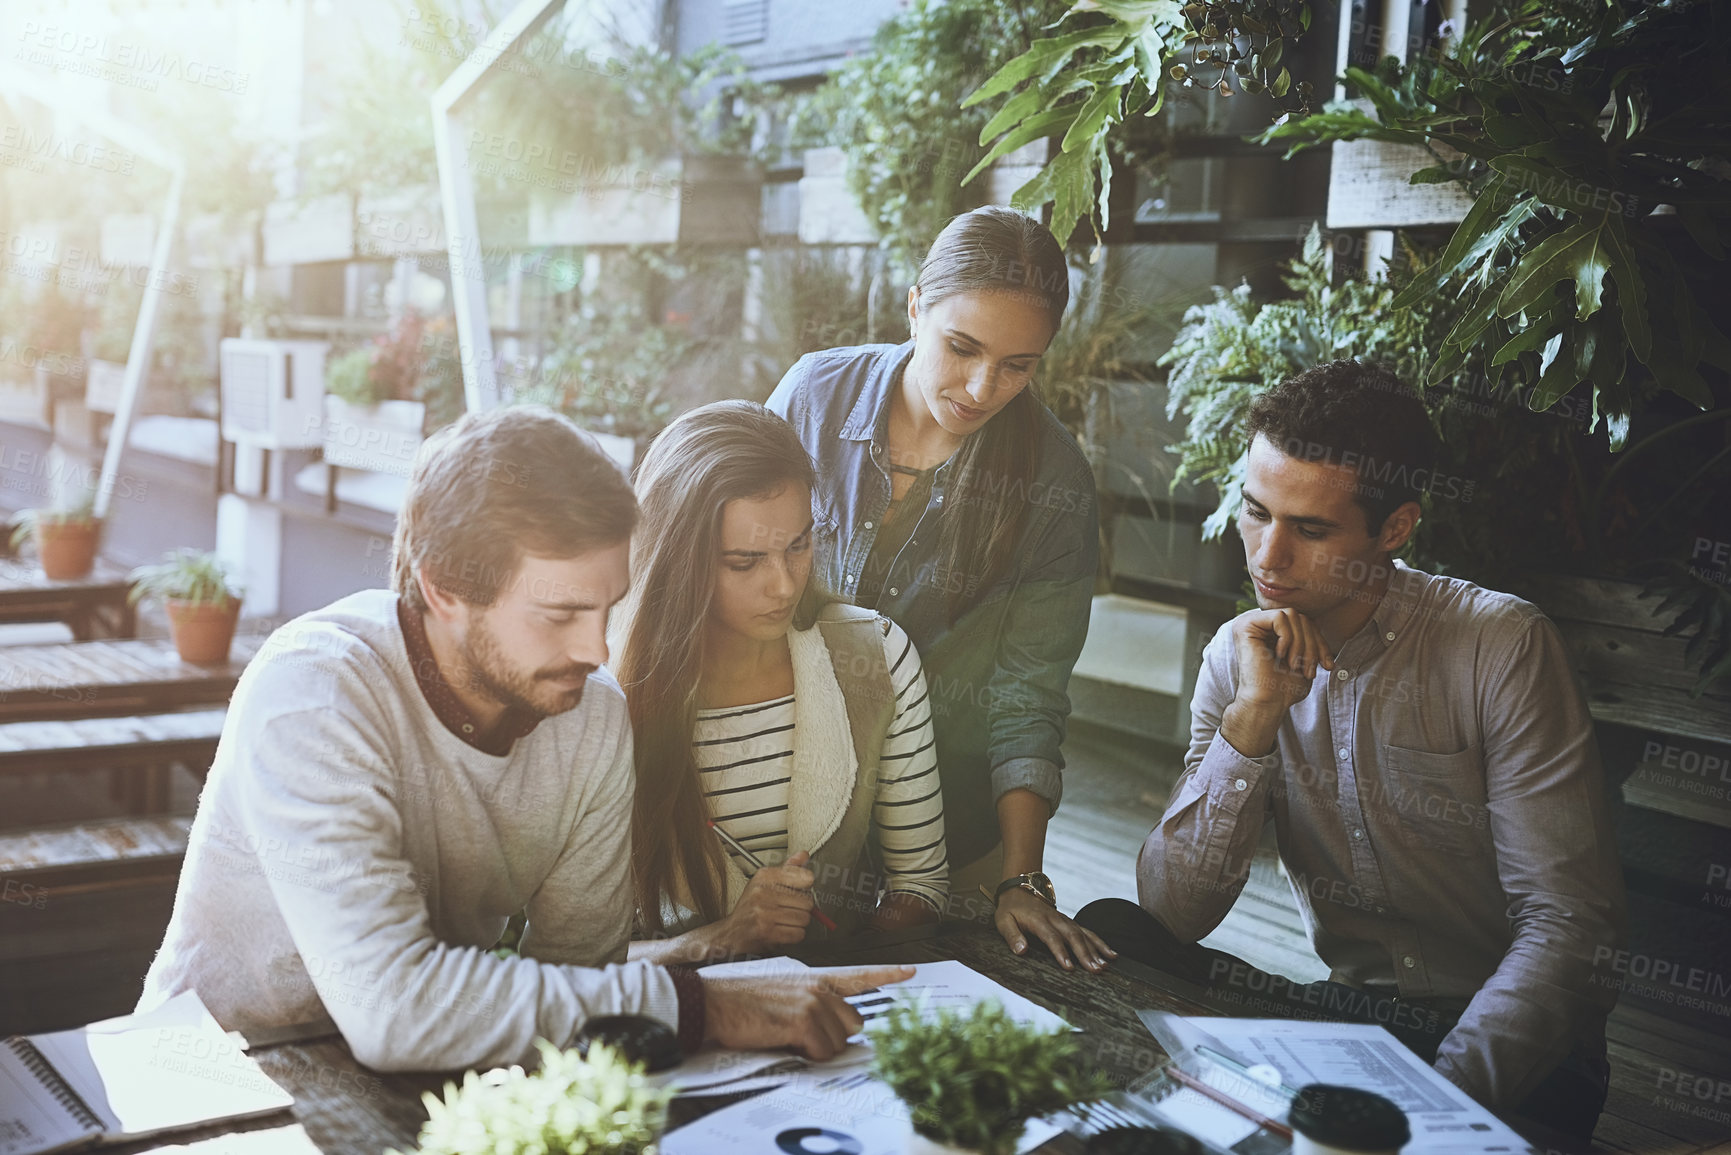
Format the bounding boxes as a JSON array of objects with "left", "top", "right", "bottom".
[
  {"left": 107, "top": 922, "right": 1214, "bottom": 1155},
  {"left": 0, "top": 558, "right": 137, "bottom": 640},
  {"left": 0, "top": 634, "right": 263, "bottom": 722}
]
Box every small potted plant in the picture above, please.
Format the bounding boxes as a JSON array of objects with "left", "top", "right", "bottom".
[
  {"left": 128, "top": 548, "right": 243, "bottom": 664},
  {"left": 871, "top": 999, "right": 1111, "bottom": 1155},
  {"left": 10, "top": 499, "right": 103, "bottom": 580},
  {"left": 322, "top": 313, "right": 445, "bottom": 478},
  {"left": 389, "top": 1039, "right": 670, "bottom": 1155}
]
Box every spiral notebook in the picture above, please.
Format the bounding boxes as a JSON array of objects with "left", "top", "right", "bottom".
[{"left": 0, "top": 992, "right": 294, "bottom": 1155}]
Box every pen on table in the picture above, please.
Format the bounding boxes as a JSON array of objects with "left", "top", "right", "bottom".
[
  {"left": 706, "top": 819, "right": 839, "bottom": 931},
  {"left": 1164, "top": 1064, "right": 1294, "bottom": 1138}
]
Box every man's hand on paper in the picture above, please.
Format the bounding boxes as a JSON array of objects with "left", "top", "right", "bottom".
[{"left": 702, "top": 965, "right": 916, "bottom": 1059}]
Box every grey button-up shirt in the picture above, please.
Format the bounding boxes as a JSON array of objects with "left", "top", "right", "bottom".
[{"left": 1138, "top": 561, "right": 1626, "bottom": 1110}]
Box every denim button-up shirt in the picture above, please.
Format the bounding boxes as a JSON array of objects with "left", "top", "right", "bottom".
[{"left": 768, "top": 342, "right": 1098, "bottom": 867}]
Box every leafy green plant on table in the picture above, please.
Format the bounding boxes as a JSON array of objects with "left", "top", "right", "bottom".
[
  {"left": 127, "top": 549, "right": 242, "bottom": 609},
  {"left": 871, "top": 998, "right": 1110, "bottom": 1155},
  {"left": 389, "top": 1039, "right": 669, "bottom": 1155},
  {"left": 1257, "top": 0, "right": 1731, "bottom": 444},
  {"left": 962, "top": 1, "right": 1317, "bottom": 246}
]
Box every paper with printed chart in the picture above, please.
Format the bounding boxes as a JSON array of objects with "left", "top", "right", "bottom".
[
  {"left": 655, "top": 960, "right": 1073, "bottom": 1103},
  {"left": 658, "top": 1063, "right": 1063, "bottom": 1155},
  {"left": 1158, "top": 1016, "right": 1537, "bottom": 1154}
]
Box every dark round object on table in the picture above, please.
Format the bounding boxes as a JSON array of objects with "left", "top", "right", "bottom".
[
  {"left": 1288, "top": 1083, "right": 1411, "bottom": 1151},
  {"left": 574, "top": 1014, "right": 682, "bottom": 1073},
  {"left": 1086, "top": 1125, "right": 1207, "bottom": 1155}
]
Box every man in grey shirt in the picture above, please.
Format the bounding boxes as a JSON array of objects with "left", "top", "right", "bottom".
[{"left": 1078, "top": 361, "right": 1625, "bottom": 1140}]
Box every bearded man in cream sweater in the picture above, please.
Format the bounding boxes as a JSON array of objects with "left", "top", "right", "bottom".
[{"left": 140, "top": 406, "right": 905, "bottom": 1072}]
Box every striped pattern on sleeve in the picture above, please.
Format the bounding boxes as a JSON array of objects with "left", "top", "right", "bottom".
[{"left": 872, "top": 621, "right": 948, "bottom": 911}]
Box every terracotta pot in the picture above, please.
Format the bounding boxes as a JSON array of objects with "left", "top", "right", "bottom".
[
  {"left": 167, "top": 597, "right": 241, "bottom": 664},
  {"left": 36, "top": 519, "right": 101, "bottom": 580}
]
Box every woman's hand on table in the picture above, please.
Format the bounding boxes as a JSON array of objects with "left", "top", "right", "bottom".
[
  {"left": 702, "top": 965, "right": 916, "bottom": 1059},
  {"left": 994, "top": 886, "right": 1116, "bottom": 973}
]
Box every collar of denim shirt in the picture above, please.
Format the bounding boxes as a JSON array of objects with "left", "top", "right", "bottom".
[{"left": 838, "top": 340, "right": 962, "bottom": 486}]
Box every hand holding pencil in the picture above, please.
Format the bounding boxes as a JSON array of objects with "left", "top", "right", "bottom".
[{"left": 705, "top": 822, "right": 838, "bottom": 955}]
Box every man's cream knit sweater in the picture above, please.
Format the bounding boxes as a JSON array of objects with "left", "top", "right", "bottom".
[{"left": 138, "top": 589, "right": 679, "bottom": 1071}]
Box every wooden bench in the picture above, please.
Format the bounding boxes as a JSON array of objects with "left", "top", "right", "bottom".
[
  {"left": 0, "top": 558, "right": 138, "bottom": 640},
  {"left": 0, "top": 709, "right": 227, "bottom": 813},
  {"left": 0, "top": 814, "right": 189, "bottom": 901},
  {"left": 0, "top": 634, "right": 265, "bottom": 723},
  {"left": 0, "top": 815, "right": 191, "bottom": 1034}
]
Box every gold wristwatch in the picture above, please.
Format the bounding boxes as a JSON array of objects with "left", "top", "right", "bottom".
[{"left": 993, "top": 871, "right": 1057, "bottom": 908}]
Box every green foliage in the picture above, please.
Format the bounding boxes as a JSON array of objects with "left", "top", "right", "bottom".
[
  {"left": 792, "top": 0, "right": 1066, "bottom": 278},
  {"left": 9, "top": 499, "right": 100, "bottom": 552},
  {"left": 1161, "top": 226, "right": 1438, "bottom": 538},
  {"left": 964, "top": 1, "right": 1315, "bottom": 245},
  {"left": 1643, "top": 562, "right": 1731, "bottom": 696},
  {"left": 128, "top": 549, "right": 242, "bottom": 609},
  {"left": 324, "top": 314, "right": 463, "bottom": 429},
  {"left": 1161, "top": 226, "right": 1731, "bottom": 689},
  {"left": 301, "top": 2, "right": 771, "bottom": 201},
  {"left": 390, "top": 1039, "right": 670, "bottom": 1155},
  {"left": 516, "top": 306, "right": 680, "bottom": 441},
  {"left": 871, "top": 999, "right": 1110, "bottom": 1155},
  {"left": 324, "top": 347, "right": 381, "bottom": 407},
  {"left": 1258, "top": 0, "right": 1731, "bottom": 439}
]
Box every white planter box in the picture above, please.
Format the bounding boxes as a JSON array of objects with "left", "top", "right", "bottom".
[
  {"left": 357, "top": 185, "right": 446, "bottom": 258},
  {"left": 322, "top": 396, "right": 425, "bottom": 478},
  {"left": 798, "top": 146, "right": 877, "bottom": 245},
  {"left": 1326, "top": 105, "right": 1474, "bottom": 229},
  {"left": 528, "top": 155, "right": 759, "bottom": 247},
  {"left": 263, "top": 193, "right": 355, "bottom": 266},
  {"left": 85, "top": 359, "right": 128, "bottom": 414}
]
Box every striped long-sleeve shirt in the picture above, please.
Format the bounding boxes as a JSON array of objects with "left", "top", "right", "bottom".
[{"left": 692, "top": 622, "right": 948, "bottom": 911}]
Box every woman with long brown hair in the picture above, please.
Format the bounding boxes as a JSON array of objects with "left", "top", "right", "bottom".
[
  {"left": 616, "top": 400, "right": 948, "bottom": 962},
  {"left": 767, "top": 206, "right": 1113, "bottom": 972}
]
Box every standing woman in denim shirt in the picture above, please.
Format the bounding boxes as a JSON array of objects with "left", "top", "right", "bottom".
[{"left": 768, "top": 206, "right": 1114, "bottom": 972}]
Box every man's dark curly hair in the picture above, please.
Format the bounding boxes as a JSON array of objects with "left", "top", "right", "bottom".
[{"left": 1244, "top": 359, "right": 1441, "bottom": 535}]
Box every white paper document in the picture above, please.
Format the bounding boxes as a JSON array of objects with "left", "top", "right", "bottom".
[
  {"left": 655, "top": 960, "right": 1072, "bottom": 1097},
  {"left": 659, "top": 960, "right": 1075, "bottom": 1149},
  {"left": 1169, "top": 1017, "right": 1535, "bottom": 1153},
  {"left": 660, "top": 1065, "right": 1062, "bottom": 1155}
]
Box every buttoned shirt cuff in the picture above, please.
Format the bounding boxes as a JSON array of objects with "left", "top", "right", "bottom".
[
  {"left": 1199, "top": 731, "right": 1278, "bottom": 806},
  {"left": 991, "top": 756, "right": 1063, "bottom": 814},
  {"left": 662, "top": 965, "right": 707, "bottom": 1056}
]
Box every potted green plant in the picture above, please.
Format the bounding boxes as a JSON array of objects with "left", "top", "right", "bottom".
[
  {"left": 128, "top": 549, "right": 243, "bottom": 664},
  {"left": 9, "top": 499, "right": 103, "bottom": 581},
  {"left": 871, "top": 999, "right": 1110, "bottom": 1155},
  {"left": 322, "top": 314, "right": 434, "bottom": 479},
  {"left": 389, "top": 1039, "right": 670, "bottom": 1155}
]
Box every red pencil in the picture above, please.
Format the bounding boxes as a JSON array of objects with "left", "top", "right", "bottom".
[
  {"left": 707, "top": 819, "right": 839, "bottom": 931},
  {"left": 1164, "top": 1064, "right": 1293, "bottom": 1138}
]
